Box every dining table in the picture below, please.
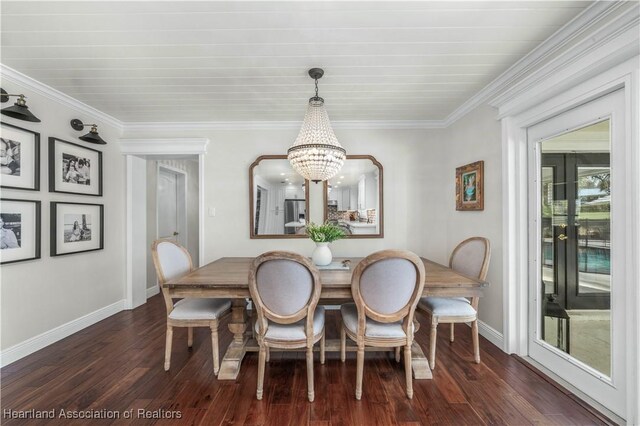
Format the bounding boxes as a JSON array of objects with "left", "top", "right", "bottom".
[{"left": 164, "top": 256, "right": 488, "bottom": 380}]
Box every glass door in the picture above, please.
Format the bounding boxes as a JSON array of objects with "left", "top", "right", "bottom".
[{"left": 527, "top": 90, "right": 626, "bottom": 417}]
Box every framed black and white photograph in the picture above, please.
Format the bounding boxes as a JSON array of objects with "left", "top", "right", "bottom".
[
  {"left": 49, "top": 137, "right": 102, "bottom": 196},
  {"left": 51, "top": 202, "right": 104, "bottom": 256},
  {"left": 0, "top": 123, "right": 40, "bottom": 191},
  {"left": 0, "top": 199, "right": 41, "bottom": 265}
]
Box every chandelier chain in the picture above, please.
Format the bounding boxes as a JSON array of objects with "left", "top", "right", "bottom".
[{"left": 315, "top": 79, "right": 319, "bottom": 98}]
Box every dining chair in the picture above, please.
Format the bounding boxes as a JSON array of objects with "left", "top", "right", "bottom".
[
  {"left": 339, "top": 250, "right": 425, "bottom": 400},
  {"left": 417, "top": 237, "right": 490, "bottom": 370},
  {"left": 249, "top": 251, "right": 325, "bottom": 402},
  {"left": 151, "top": 240, "right": 231, "bottom": 374}
]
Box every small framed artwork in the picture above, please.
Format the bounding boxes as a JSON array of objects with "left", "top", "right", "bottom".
[
  {"left": 1, "top": 123, "right": 40, "bottom": 191},
  {"left": 456, "top": 160, "right": 484, "bottom": 211},
  {"left": 51, "top": 202, "right": 104, "bottom": 256},
  {"left": 1, "top": 199, "right": 41, "bottom": 265},
  {"left": 49, "top": 137, "right": 102, "bottom": 196}
]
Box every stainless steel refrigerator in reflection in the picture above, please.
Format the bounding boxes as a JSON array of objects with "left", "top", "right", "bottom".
[{"left": 284, "top": 199, "right": 306, "bottom": 235}]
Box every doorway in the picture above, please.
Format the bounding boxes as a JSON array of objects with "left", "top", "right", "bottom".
[
  {"left": 147, "top": 158, "right": 200, "bottom": 294},
  {"left": 157, "top": 165, "right": 187, "bottom": 246},
  {"left": 122, "top": 138, "right": 208, "bottom": 310},
  {"left": 527, "top": 90, "right": 626, "bottom": 416}
]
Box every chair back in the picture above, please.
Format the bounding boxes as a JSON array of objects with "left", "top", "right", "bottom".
[
  {"left": 151, "top": 239, "right": 193, "bottom": 314},
  {"left": 351, "top": 250, "right": 425, "bottom": 338},
  {"left": 449, "top": 237, "right": 491, "bottom": 281},
  {"left": 249, "top": 251, "right": 321, "bottom": 336}
]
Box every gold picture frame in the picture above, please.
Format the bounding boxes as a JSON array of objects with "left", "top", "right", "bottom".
[{"left": 456, "top": 161, "right": 484, "bottom": 211}]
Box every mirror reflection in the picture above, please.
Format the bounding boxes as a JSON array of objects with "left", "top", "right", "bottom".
[
  {"left": 250, "top": 156, "right": 308, "bottom": 238},
  {"left": 324, "top": 156, "right": 382, "bottom": 237}
]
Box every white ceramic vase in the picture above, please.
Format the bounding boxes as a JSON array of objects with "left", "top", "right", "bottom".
[{"left": 312, "top": 242, "right": 332, "bottom": 266}]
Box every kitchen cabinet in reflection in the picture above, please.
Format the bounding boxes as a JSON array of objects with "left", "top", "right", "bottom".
[{"left": 324, "top": 155, "right": 383, "bottom": 238}]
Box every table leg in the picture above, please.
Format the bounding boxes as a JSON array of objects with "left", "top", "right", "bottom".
[
  {"left": 217, "top": 298, "right": 249, "bottom": 380},
  {"left": 411, "top": 341, "right": 432, "bottom": 379}
]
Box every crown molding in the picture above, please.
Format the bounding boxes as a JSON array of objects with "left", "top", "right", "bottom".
[
  {"left": 442, "top": 1, "right": 632, "bottom": 127},
  {"left": 123, "top": 119, "right": 445, "bottom": 132},
  {"left": 333, "top": 120, "right": 446, "bottom": 130},
  {"left": 0, "top": 64, "right": 124, "bottom": 132},
  {"left": 119, "top": 138, "right": 209, "bottom": 155},
  {"left": 490, "top": 5, "right": 639, "bottom": 112}
]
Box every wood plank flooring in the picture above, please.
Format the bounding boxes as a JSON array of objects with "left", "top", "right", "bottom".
[{"left": 1, "top": 295, "right": 612, "bottom": 425}]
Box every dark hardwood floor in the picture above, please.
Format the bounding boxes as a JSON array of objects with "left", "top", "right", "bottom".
[{"left": 2, "top": 295, "right": 611, "bottom": 425}]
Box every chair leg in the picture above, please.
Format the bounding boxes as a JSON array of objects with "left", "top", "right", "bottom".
[
  {"left": 257, "top": 345, "right": 266, "bottom": 400},
  {"left": 251, "top": 308, "right": 257, "bottom": 340},
  {"left": 320, "top": 332, "right": 326, "bottom": 365},
  {"left": 188, "top": 327, "right": 194, "bottom": 348},
  {"left": 429, "top": 319, "right": 438, "bottom": 370},
  {"left": 450, "top": 323, "right": 455, "bottom": 342},
  {"left": 472, "top": 320, "right": 480, "bottom": 364},
  {"left": 266, "top": 347, "right": 270, "bottom": 363},
  {"left": 395, "top": 347, "right": 401, "bottom": 363},
  {"left": 340, "top": 325, "right": 346, "bottom": 362},
  {"left": 210, "top": 324, "right": 220, "bottom": 375},
  {"left": 306, "top": 347, "right": 315, "bottom": 402},
  {"left": 404, "top": 344, "right": 413, "bottom": 399},
  {"left": 355, "top": 346, "right": 364, "bottom": 400},
  {"left": 164, "top": 325, "right": 173, "bottom": 371}
]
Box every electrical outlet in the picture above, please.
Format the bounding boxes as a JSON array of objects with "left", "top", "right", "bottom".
[{"left": 208, "top": 207, "right": 216, "bottom": 217}]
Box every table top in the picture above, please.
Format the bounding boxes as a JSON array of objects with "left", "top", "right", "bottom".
[{"left": 165, "top": 257, "right": 487, "bottom": 293}]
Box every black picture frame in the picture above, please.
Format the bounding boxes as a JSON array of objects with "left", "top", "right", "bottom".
[
  {"left": 1, "top": 122, "right": 40, "bottom": 191},
  {"left": 49, "top": 137, "right": 103, "bottom": 196},
  {"left": 1, "top": 198, "right": 41, "bottom": 265},
  {"left": 50, "top": 201, "right": 104, "bottom": 256}
]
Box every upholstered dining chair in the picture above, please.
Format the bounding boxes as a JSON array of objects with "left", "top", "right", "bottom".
[
  {"left": 417, "top": 237, "right": 490, "bottom": 370},
  {"left": 249, "top": 251, "right": 325, "bottom": 402},
  {"left": 151, "top": 240, "right": 231, "bottom": 373},
  {"left": 339, "top": 250, "right": 425, "bottom": 400}
]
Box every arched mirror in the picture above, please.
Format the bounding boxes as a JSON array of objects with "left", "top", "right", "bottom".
[
  {"left": 249, "top": 155, "right": 309, "bottom": 239},
  {"left": 323, "top": 155, "right": 383, "bottom": 238}
]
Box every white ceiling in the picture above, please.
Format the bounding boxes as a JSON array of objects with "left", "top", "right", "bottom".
[
  {"left": 328, "top": 159, "right": 378, "bottom": 186},
  {"left": 0, "top": 1, "right": 593, "bottom": 123},
  {"left": 254, "top": 158, "right": 305, "bottom": 185}
]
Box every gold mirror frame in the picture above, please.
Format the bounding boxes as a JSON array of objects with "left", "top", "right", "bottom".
[
  {"left": 249, "top": 155, "right": 310, "bottom": 239},
  {"left": 322, "top": 155, "right": 384, "bottom": 239}
]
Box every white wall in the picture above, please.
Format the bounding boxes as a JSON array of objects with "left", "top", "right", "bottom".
[
  {"left": 0, "top": 80, "right": 125, "bottom": 352},
  {"left": 419, "top": 105, "right": 504, "bottom": 333},
  {"left": 122, "top": 127, "right": 444, "bottom": 261},
  {"left": 146, "top": 158, "right": 199, "bottom": 290}
]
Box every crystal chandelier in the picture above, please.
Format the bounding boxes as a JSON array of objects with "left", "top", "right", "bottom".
[{"left": 288, "top": 68, "right": 346, "bottom": 183}]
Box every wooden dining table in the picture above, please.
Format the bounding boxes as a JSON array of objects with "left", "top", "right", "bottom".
[{"left": 164, "top": 256, "right": 487, "bottom": 381}]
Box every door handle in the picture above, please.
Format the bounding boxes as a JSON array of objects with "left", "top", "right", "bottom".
[
  {"left": 173, "top": 231, "right": 179, "bottom": 236},
  {"left": 557, "top": 234, "right": 568, "bottom": 241}
]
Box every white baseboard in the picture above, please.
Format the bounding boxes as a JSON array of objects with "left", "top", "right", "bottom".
[
  {"left": 146, "top": 285, "right": 159, "bottom": 299},
  {"left": 468, "top": 320, "right": 505, "bottom": 351},
  {"left": 0, "top": 299, "right": 125, "bottom": 368}
]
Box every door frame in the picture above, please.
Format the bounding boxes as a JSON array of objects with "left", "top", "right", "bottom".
[
  {"left": 121, "top": 138, "right": 209, "bottom": 310},
  {"left": 500, "top": 57, "right": 639, "bottom": 422},
  {"left": 156, "top": 163, "right": 188, "bottom": 249}
]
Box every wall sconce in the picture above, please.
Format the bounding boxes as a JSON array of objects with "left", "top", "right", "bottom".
[
  {"left": 0, "top": 88, "right": 41, "bottom": 122},
  {"left": 70, "top": 119, "right": 107, "bottom": 145}
]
